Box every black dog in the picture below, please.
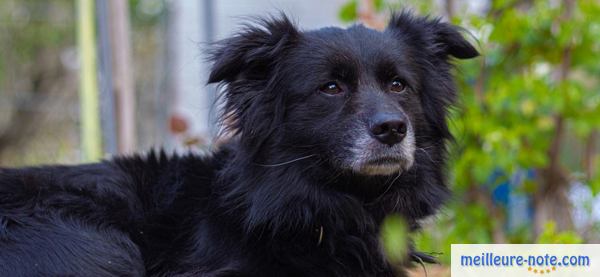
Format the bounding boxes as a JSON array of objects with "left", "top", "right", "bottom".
[{"left": 0, "top": 12, "right": 477, "bottom": 276}]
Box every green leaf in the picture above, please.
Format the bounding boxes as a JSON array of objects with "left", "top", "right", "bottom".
[
  {"left": 537, "top": 221, "right": 583, "bottom": 244},
  {"left": 381, "top": 214, "right": 409, "bottom": 264},
  {"left": 338, "top": 0, "right": 358, "bottom": 23},
  {"left": 373, "top": 0, "right": 385, "bottom": 12}
]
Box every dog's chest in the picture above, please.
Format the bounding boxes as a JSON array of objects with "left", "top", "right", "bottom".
[{"left": 256, "top": 228, "right": 394, "bottom": 276}]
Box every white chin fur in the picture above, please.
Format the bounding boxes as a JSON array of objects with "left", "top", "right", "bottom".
[
  {"left": 347, "top": 127, "right": 416, "bottom": 176},
  {"left": 360, "top": 164, "right": 405, "bottom": 176}
]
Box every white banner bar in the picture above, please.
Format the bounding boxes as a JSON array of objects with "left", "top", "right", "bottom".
[{"left": 452, "top": 244, "right": 600, "bottom": 276}]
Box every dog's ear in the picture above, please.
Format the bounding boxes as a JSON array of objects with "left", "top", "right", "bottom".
[
  {"left": 387, "top": 11, "right": 479, "bottom": 60},
  {"left": 207, "top": 15, "right": 298, "bottom": 152},
  {"left": 208, "top": 15, "right": 299, "bottom": 83}
]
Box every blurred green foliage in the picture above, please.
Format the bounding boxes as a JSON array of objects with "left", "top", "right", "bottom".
[
  {"left": 452, "top": 0, "right": 600, "bottom": 188},
  {"left": 448, "top": 0, "right": 599, "bottom": 255},
  {"left": 537, "top": 221, "right": 583, "bottom": 244},
  {"left": 339, "top": 0, "right": 359, "bottom": 22},
  {"left": 381, "top": 214, "right": 409, "bottom": 265},
  {"left": 0, "top": 0, "right": 167, "bottom": 166},
  {"left": 339, "top": 0, "right": 600, "bottom": 265},
  {"left": 339, "top": 0, "right": 385, "bottom": 22},
  {"left": 0, "top": 0, "right": 164, "bottom": 88},
  {"left": 0, "top": 0, "right": 75, "bottom": 81}
]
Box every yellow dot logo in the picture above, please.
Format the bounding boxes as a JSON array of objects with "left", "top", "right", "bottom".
[{"left": 529, "top": 267, "right": 555, "bottom": 274}]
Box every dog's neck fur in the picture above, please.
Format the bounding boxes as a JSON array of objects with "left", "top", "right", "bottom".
[
  {"left": 207, "top": 141, "right": 444, "bottom": 274},
  {"left": 209, "top": 143, "right": 384, "bottom": 268},
  {"left": 218, "top": 144, "right": 385, "bottom": 227},
  {"left": 215, "top": 139, "right": 448, "bottom": 228}
]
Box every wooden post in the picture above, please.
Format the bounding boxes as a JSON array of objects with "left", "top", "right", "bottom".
[
  {"left": 77, "top": 0, "right": 103, "bottom": 161},
  {"left": 109, "top": 0, "right": 136, "bottom": 154},
  {"left": 96, "top": 0, "right": 118, "bottom": 155}
]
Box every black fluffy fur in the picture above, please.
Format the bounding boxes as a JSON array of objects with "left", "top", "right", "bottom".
[{"left": 0, "top": 12, "right": 478, "bottom": 276}]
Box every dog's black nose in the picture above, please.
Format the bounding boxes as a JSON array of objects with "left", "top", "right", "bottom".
[{"left": 370, "top": 114, "right": 407, "bottom": 146}]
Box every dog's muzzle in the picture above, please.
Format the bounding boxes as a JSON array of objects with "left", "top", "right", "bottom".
[{"left": 347, "top": 124, "right": 415, "bottom": 176}]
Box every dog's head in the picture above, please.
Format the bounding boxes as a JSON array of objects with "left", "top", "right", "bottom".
[{"left": 209, "top": 13, "right": 478, "bottom": 177}]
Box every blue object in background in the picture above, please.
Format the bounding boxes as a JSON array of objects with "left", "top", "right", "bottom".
[{"left": 490, "top": 169, "right": 535, "bottom": 233}]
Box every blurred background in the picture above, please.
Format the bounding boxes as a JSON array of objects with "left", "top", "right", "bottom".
[{"left": 0, "top": 0, "right": 599, "bottom": 275}]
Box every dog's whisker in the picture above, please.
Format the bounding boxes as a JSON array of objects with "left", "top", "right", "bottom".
[
  {"left": 254, "top": 154, "right": 317, "bottom": 167},
  {"left": 417, "top": 147, "right": 438, "bottom": 165},
  {"left": 365, "top": 170, "right": 403, "bottom": 205}
]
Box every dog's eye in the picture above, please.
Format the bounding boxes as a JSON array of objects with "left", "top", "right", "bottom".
[
  {"left": 319, "top": 81, "right": 343, "bottom": 95},
  {"left": 389, "top": 78, "right": 406, "bottom": 93}
]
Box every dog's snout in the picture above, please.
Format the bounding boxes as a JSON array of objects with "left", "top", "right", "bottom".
[{"left": 370, "top": 114, "right": 407, "bottom": 146}]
